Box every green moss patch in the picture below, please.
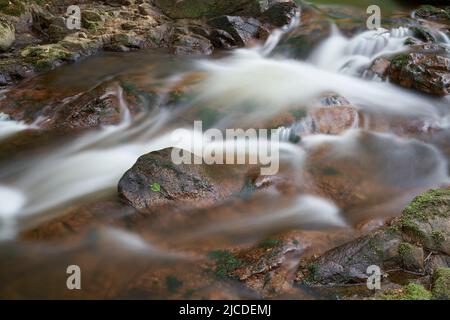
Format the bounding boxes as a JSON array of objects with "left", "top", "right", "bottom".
[
  {"left": 432, "top": 268, "right": 450, "bottom": 300},
  {"left": 379, "top": 283, "right": 432, "bottom": 300},
  {"left": 165, "top": 275, "right": 183, "bottom": 293},
  {"left": 207, "top": 250, "right": 241, "bottom": 280},
  {"left": 258, "top": 238, "right": 282, "bottom": 249}
]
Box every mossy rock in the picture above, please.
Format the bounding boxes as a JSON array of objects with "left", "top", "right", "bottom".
[
  {"left": 59, "top": 33, "right": 103, "bottom": 54},
  {"left": 297, "top": 230, "right": 401, "bottom": 286},
  {"left": 379, "top": 283, "right": 432, "bottom": 300},
  {"left": 207, "top": 250, "right": 241, "bottom": 279},
  {"left": 0, "top": 0, "right": 25, "bottom": 16},
  {"left": 400, "top": 189, "right": 450, "bottom": 255},
  {"left": 410, "top": 26, "right": 436, "bottom": 43},
  {"left": 432, "top": 267, "right": 450, "bottom": 300},
  {"left": 20, "top": 44, "right": 73, "bottom": 72},
  {"left": 398, "top": 242, "right": 424, "bottom": 272},
  {"left": 388, "top": 53, "right": 450, "bottom": 95},
  {"left": 297, "top": 189, "right": 450, "bottom": 287},
  {"left": 81, "top": 10, "right": 107, "bottom": 33},
  {"left": 414, "top": 5, "right": 450, "bottom": 21}
]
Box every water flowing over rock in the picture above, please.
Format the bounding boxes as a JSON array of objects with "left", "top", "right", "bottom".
[
  {"left": 2, "top": 0, "right": 450, "bottom": 300},
  {"left": 297, "top": 189, "right": 450, "bottom": 288}
]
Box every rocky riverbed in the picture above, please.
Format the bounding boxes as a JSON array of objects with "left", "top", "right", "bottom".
[{"left": 0, "top": 0, "right": 449, "bottom": 300}]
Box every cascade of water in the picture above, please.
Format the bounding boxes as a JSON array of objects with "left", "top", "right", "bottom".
[
  {"left": 309, "top": 25, "right": 411, "bottom": 75},
  {"left": 0, "top": 112, "right": 32, "bottom": 140},
  {"left": 1, "top": 10, "right": 450, "bottom": 241}
]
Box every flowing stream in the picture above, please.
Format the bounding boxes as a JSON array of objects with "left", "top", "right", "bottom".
[{"left": 0, "top": 1, "right": 449, "bottom": 299}]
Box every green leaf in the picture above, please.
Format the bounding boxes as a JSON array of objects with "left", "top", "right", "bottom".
[{"left": 150, "top": 182, "right": 161, "bottom": 192}]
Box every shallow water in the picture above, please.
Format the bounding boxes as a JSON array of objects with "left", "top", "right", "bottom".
[{"left": 0, "top": 2, "right": 449, "bottom": 299}]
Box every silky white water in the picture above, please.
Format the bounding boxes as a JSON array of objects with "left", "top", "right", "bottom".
[
  {"left": 0, "top": 17, "right": 449, "bottom": 241},
  {"left": 0, "top": 112, "right": 32, "bottom": 140}
]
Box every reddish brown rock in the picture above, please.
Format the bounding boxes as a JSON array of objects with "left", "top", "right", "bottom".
[{"left": 388, "top": 53, "right": 450, "bottom": 95}]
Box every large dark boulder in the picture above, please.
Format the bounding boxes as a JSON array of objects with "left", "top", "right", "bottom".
[
  {"left": 208, "top": 15, "right": 263, "bottom": 46},
  {"left": 153, "top": 0, "right": 262, "bottom": 19},
  {"left": 261, "top": 1, "right": 299, "bottom": 27},
  {"left": 118, "top": 148, "right": 246, "bottom": 212}
]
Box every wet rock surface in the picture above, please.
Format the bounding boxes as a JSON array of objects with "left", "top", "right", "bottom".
[
  {"left": 0, "top": 20, "right": 15, "bottom": 51},
  {"left": 414, "top": 5, "right": 450, "bottom": 22},
  {"left": 296, "top": 189, "right": 450, "bottom": 297},
  {"left": 153, "top": 0, "right": 262, "bottom": 19},
  {"left": 0, "top": 0, "right": 296, "bottom": 87},
  {"left": 432, "top": 267, "right": 450, "bottom": 299},
  {"left": 118, "top": 148, "right": 246, "bottom": 212},
  {"left": 1, "top": 1, "right": 450, "bottom": 301},
  {"left": 208, "top": 15, "right": 264, "bottom": 47},
  {"left": 388, "top": 53, "right": 450, "bottom": 95}
]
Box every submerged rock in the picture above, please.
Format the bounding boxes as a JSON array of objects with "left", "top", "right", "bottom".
[
  {"left": 297, "top": 189, "right": 450, "bottom": 287},
  {"left": 388, "top": 53, "right": 450, "bottom": 95}
]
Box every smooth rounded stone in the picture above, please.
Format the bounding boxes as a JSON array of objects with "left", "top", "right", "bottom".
[
  {"left": 0, "top": 21, "right": 15, "bottom": 51},
  {"left": 118, "top": 148, "right": 245, "bottom": 212},
  {"left": 307, "top": 105, "right": 359, "bottom": 135},
  {"left": 274, "top": 94, "right": 359, "bottom": 141}
]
